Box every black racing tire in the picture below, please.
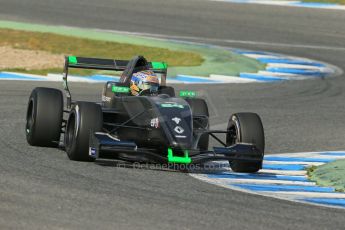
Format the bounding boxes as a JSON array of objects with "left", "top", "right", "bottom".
[
  {"left": 26, "top": 87, "right": 63, "bottom": 147},
  {"left": 64, "top": 102, "right": 103, "bottom": 161},
  {"left": 226, "top": 113, "right": 264, "bottom": 173},
  {"left": 185, "top": 98, "right": 209, "bottom": 151}
]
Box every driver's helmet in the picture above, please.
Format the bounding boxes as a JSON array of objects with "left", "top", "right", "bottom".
[{"left": 130, "top": 70, "right": 159, "bottom": 96}]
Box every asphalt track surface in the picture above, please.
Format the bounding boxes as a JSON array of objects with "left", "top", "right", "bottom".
[{"left": 0, "top": 0, "right": 345, "bottom": 229}]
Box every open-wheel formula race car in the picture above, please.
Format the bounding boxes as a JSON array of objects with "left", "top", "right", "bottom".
[{"left": 26, "top": 55, "right": 265, "bottom": 172}]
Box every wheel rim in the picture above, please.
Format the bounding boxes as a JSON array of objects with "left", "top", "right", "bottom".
[
  {"left": 227, "top": 125, "right": 237, "bottom": 146},
  {"left": 26, "top": 99, "right": 34, "bottom": 135},
  {"left": 65, "top": 113, "right": 76, "bottom": 151},
  {"left": 227, "top": 116, "right": 241, "bottom": 146}
]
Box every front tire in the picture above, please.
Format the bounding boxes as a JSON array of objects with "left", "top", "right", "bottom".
[
  {"left": 26, "top": 87, "right": 63, "bottom": 147},
  {"left": 65, "top": 102, "right": 103, "bottom": 161},
  {"left": 226, "top": 113, "right": 264, "bottom": 173}
]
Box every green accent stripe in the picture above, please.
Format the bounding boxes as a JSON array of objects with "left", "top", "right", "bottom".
[
  {"left": 68, "top": 56, "right": 78, "bottom": 64},
  {"left": 112, "top": 85, "right": 130, "bottom": 93},
  {"left": 152, "top": 62, "right": 167, "bottom": 69},
  {"left": 167, "top": 148, "right": 192, "bottom": 164},
  {"left": 179, "top": 90, "right": 197, "bottom": 97}
]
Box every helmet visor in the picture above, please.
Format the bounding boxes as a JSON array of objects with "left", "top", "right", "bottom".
[{"left": 142, "top": 82, "right": 159, "bottom": 92}]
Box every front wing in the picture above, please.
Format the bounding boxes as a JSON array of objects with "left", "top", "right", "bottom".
[{"left": 88, "top": 132, "right": 263, "bottom": 165}]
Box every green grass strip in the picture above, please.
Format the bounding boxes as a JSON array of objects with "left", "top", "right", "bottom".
[
  {"left": 303, "top": 0, "right": 345, "bottom": 4},
  {"left": 309, "top": 159, "right": 345, "bottom": 192},
  {"left": 0, "top": 20, "right": 264, "bottom": 77},
  {"left": 0, "top": 28, "right": 202, "bottom": 68}
]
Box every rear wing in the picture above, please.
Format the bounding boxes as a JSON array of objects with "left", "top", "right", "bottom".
[
  {"left": 64, "top": 56, "right": 167, "bottom": 72},
  {"left": 62, "top": 56, "right": 168, "bottom": 108}
]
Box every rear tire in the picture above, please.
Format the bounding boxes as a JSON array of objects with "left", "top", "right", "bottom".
[
  {"left": 26, "top": 87, "right": 63, "bottom": 147},
  {"left": 185, "top": 98, "right": 209, "bottom": 151},
  {"left": 226, "top": 113, "right": 264, "bottom": 173},
  {"left": 64, "top": 102, "right": 103, "bottom": 161}
]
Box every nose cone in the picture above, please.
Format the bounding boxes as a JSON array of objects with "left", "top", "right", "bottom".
[{"left": 152, "top": 97, "right": 193, "bottom": 149}]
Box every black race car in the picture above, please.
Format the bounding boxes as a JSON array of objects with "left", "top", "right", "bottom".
[{"left": 26, "top": 55, "right": 265, "bottom": 172}]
